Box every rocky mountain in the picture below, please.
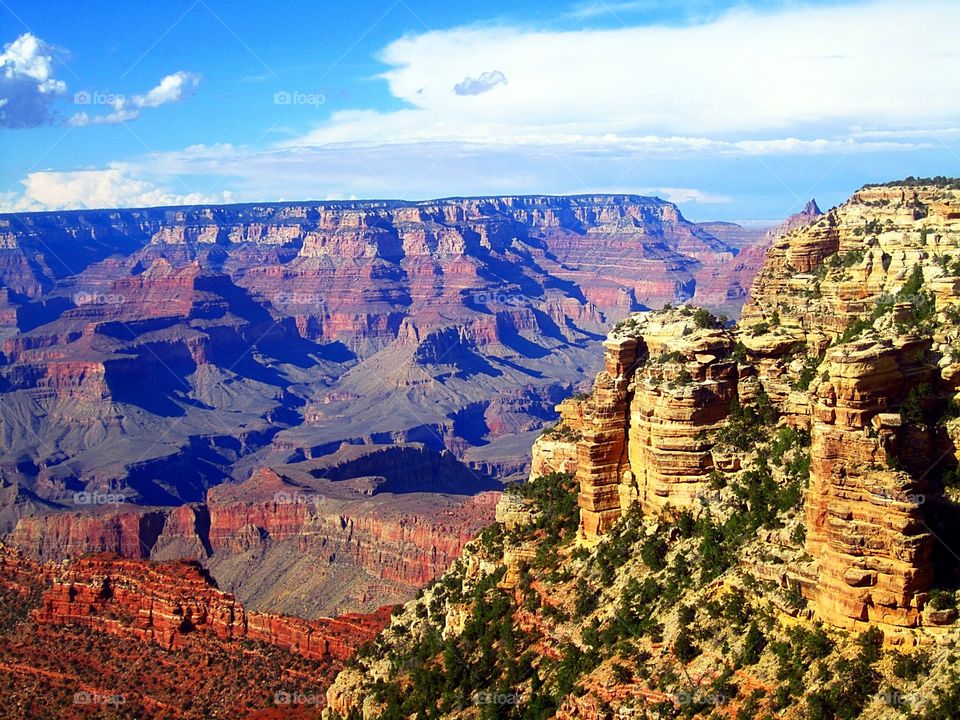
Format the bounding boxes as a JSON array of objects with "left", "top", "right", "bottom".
[
  {"left": 0, "top": 194, "right": 773, "bottom": 613},
  {"left": 323, "top": 179, "right": 960, "bottom": 719}
]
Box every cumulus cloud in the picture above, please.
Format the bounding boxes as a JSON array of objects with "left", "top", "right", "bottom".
[
  {"left": 68, "top": 71, "right": 200, "bottom": 126},
  {"left": 0, "top": 168, "right": 230, "bottom": 211},
  {"left": 453, "top": 70, "right": 507, "bottom": 96},
  {"left": 0, "top": 33, "right": 66, "bottom": 128}
]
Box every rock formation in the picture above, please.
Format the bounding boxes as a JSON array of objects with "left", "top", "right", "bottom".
[
  {"left": 33, "top": 553, "right": 391, "bottom": 661},
  {"left": 806, "top": 337, "right": 935, "bottom": 628},
  {"left": 10, "top": 467, "right": 496, "bottom": 616},
  {"left": 740, "top": 181, "right": 959, "bottom": 628},
  {"left": 537, "top": 309, "right": 738, "bottom": 538},
  {"left": 529, "top": 181, "right": 960, "bottom": 632}
]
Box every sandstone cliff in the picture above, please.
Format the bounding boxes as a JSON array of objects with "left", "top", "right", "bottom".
[{"left": 533, "top": 309, "right": 739, "bottom": 538}]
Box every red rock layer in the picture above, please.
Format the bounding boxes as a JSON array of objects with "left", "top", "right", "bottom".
[
  {"left": 34, "top": 553, "right": 391, "bottom": 661},
  {"left": 10, "top": 469, "right": 497, "bottom": 598}
]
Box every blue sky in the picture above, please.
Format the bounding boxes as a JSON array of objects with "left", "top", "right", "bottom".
[{"left": 0, "top": 0, "right": 958, "bottom": 222}]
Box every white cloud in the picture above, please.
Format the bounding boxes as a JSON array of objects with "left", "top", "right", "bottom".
[
  {"left": 133, "top": 71, "right": 200, "bottom": 108},
  {"left": 0, "top": 33, "right": 66, "bottom": 128},
  {"left": 281, "top": 0, "right": 959, "bottom": 149},
  {"left": 68, "top": 71, "right": 201, "bottom": 125},
  {"left": 0, "top": 168, "right": 231, "bottom": 211}
]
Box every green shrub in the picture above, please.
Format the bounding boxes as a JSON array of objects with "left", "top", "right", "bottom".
[
  {"left": 930, "top": 589, "right": 957, "bottom": 610},
  {"left": 740, "top": 620, "right": 766, "bottom": 665},
  {"left": 693, "top": 307, "right": 716, "bottom": 329},
  {"left": 673, "top": 627, "right": 700, "bottom": 662},
  {"left": 892, "top": 650, "right": 931, "bottom": 681}
]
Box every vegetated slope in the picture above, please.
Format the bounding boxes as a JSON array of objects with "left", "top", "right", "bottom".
[{"left": 323, "top": 179, "right": 960, "bottom": 720}]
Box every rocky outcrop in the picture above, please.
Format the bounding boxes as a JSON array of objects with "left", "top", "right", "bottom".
[
  {"left": 625, "top": 314, "right": 739, "bottom": 513},
  {"left": 806, "top": 336, "right": 935, "bottom": 628},
  {"left": 741, "top": 182, "right": 960, "bottom": 629},
  {"left": 576, "top": 336, "right": 637, "bottom": 537},
  {"left": 528, "top": 398, "right": 585, "bottom": 479},
  {"left": 33, "top": 553, "right": 392, "bottom": 661},
  {"left": 566, "top": 183, "right": 960, "bottom": 632},
  {"left": 570, "top": 309, "right": 738, "bottom": 538}
]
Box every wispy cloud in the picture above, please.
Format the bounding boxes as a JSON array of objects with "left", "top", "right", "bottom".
[{"left": 68, "top": 71, "right": 201, "bottom": 126}]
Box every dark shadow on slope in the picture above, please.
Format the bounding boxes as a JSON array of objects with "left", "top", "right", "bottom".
[
  {"left": 311, "top": 445, "right": 500, "bottom": 495},
  {"left": 15, "top": 296, "right": 74, "bottom": 333},
  {"left": 496, "top": 324, "right": 551, "bottom": 360},
  {"left": 486, "top": 356, "right": 544, "bottom": 378},
  {"left": 448, "top": 403, "right": 491, "bottom": 446},
  {"left": 107, "top": 353, "right": 195, "bottom": 418},
  {"left": 124, "top": 452, "right": 232, "bottom": 505}
]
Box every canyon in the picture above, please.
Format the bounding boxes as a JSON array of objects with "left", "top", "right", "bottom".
[
  {"left": 0, "top": 194, "right": 769, "bottom": 614},
  {"left": 9, "top": 467, "right": 497, "bottom": 616}
]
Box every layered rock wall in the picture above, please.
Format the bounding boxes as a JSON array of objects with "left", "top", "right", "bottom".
[
  {"left": 742, "top": 183, "right": 960, "bottom": 629},
  {"left": 806, "top": 337, "right": 935, "bottom": 627},
  {"left": 34, "top": 554, "right": 391, "bottom": 661},
  {"left": 564, "top": 311, "right": 738, "bottom": 539}
]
